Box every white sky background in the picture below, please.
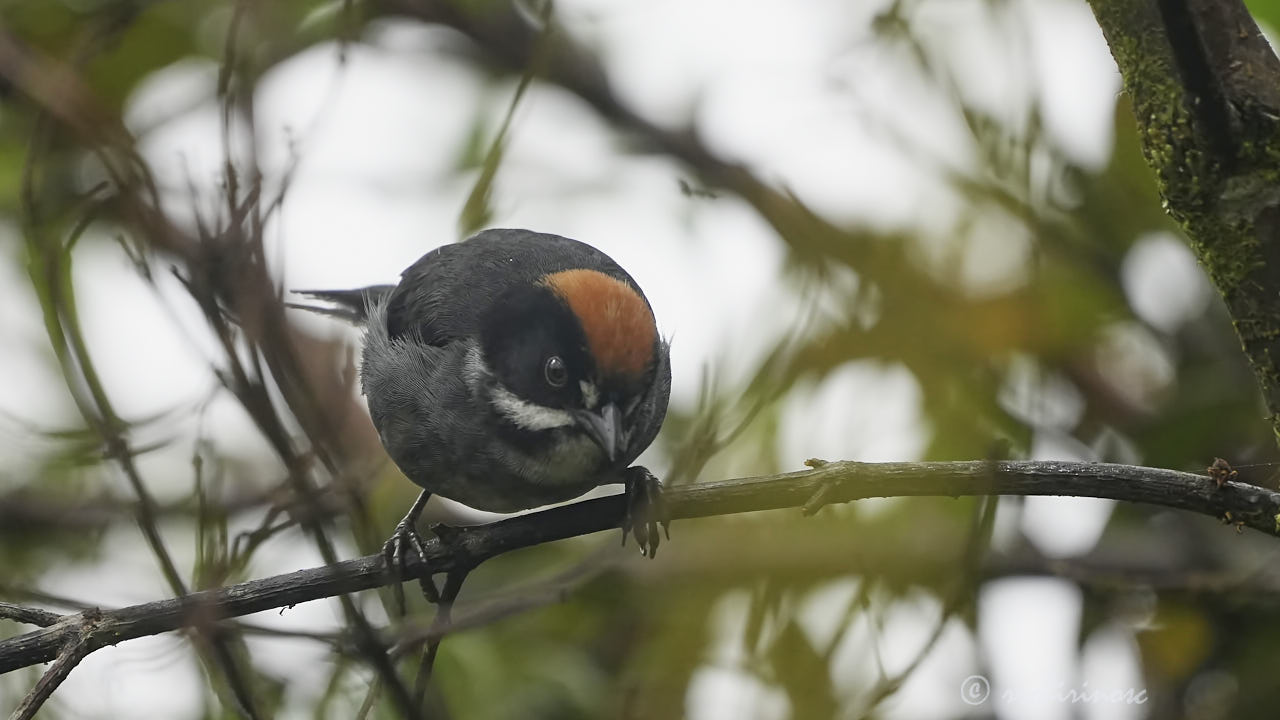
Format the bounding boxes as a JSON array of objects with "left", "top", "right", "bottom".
[{"left": 0, "top": 0, "right": 1216, "bottom": 716}]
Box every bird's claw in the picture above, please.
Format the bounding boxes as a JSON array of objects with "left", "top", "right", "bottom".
[
  {"left": 621, "top": 466, "right": 670, "bottom": 558},
  {"left": 382, "top": 519, "right": 440, "bottom": 607}
]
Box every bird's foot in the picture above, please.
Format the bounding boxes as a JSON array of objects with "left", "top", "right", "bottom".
[
  {"left": 621, "top": 466, "right": 670, "bottom": 559},
  {"left": 382, "top": 518, "right": 440, "bottom": 608}
]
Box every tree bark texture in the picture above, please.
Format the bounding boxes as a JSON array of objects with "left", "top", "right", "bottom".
[{"left": 1088, "top": 0, "right": 1280, "bottom": 440}]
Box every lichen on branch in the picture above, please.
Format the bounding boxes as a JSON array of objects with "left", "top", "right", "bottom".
[{"left": 1087, "top": 0, "right": 1280, "bottom": 442}]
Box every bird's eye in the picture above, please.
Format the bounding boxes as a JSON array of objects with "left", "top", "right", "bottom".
[{"left": 544, "top": 355, "right": 568, "bottom": 387}]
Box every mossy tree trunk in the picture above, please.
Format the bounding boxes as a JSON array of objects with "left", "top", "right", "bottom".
[{"left": 1089, "top": 0, "right": 1280, "bottom": 442}]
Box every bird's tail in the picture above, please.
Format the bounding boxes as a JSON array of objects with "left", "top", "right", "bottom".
[{"left": 286, "top": 285, "right": 396, "bottom": 324}]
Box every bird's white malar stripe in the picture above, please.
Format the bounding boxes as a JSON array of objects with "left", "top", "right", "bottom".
[
  {"left": 463, "top": 344, "right": 575, "bottom": 431},
  {"left": 579, "top": 380, "right": 599, "bottom": 409},
  {"left": 490, "top": 385, "right": 576, "bottom": 430}
]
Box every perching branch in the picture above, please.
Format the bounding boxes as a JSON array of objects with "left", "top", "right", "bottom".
[{"left": 3, "top": 460, "right": 1277, "bottom": 678}]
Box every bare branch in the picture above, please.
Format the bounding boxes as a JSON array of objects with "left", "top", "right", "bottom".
[
  {"left": 7, "top": 611, "right": 97, "bottom": 720},
  {"left": 0, "top": 603, "right": 63, "bottom": 629},
  {"left": 2, "top": 460, "right": 1275, "bottom": 678}
]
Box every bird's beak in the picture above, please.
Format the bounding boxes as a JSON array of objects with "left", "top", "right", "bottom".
[{"left": 576, "top": 403, "right": 623, "bottom": 462}]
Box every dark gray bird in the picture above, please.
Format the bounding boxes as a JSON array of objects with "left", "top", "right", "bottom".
[{"left": 294, "top": 228, "right": 672, "bottom": 584}]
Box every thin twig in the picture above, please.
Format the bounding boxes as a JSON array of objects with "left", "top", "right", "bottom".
[
  {"left": 0, "top": 603, "right": 63, "bottom": 629},
  {"left": 16, "top": 32, "right": 262, "bottom": 720},
  {"left": 390, "top": 544, "right": 620, "bottom": 658},
  {"left": 856, "top": 496, "right": 998, "bottom": 716},
  {"left": 354, "top": 675, "right": 382, "bottom": 720},
  {"left": 413, "top": 569, "right": 468, "bottom": 705},
  {"left": 7, "top": 613, "right": 96, "bottom": 720}
]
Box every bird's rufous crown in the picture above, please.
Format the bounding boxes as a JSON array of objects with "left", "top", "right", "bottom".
[{"left": 542, "top": 269, "right": 657, "bottom": 379}]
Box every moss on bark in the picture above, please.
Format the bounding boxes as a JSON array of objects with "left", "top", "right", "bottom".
[{"left": 1089, "top": 0, "right": 1280, "bottom": 442}]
